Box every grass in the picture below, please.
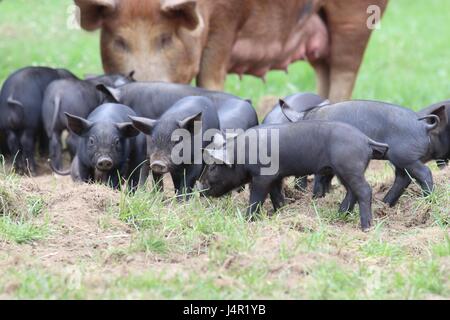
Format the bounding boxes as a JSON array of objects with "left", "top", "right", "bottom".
[
  {"left": 0, "top": 160, "right": 48, "bottom": 244},
  {"left": 1, "top": 0, "right": 450, "bottom": 108},
  {"left": 0, "top": 0, "right": 449, "bottom": 300}
]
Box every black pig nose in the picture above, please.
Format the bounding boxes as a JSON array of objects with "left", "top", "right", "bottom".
[
  {"left": 150, "top": 161, "right": 168, "bottom": 174},
  {"left": 97, "top": 157, "right": 113, "bottom": 171}
]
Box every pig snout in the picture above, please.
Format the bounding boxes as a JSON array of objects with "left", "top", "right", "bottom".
[
  {"left": 150, "top": 160, "right": 169, "bottom": 174},
  {"left": 96, "top": 156, "right": 114, "bottom": 171}
]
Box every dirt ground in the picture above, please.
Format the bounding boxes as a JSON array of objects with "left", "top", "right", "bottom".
[{"left": 0, "top": 153, "right": 448, "bottom": 299}]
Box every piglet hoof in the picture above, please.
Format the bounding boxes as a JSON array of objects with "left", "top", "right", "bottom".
[
  {"left": 382, "top": 196, "right": 398, "bottom": 208},
  {"left": 312, "top": 191, "right": 325, "bottom": 199},
  {"left": 361, "top": 224, "right": 373, "bottom": 233}
]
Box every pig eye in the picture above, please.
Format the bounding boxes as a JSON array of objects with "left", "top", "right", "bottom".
[
  {"left": 114, "top": 37, "right": 130, "bottom": 52},
  {"left": 88, "top": 137, "right": 95, "bottom": 146},
  {"left": 114, "top": 138, "right": 120, "bottom": 147},
  {"left": 158, "top": 33, "right": 173, "bottom": 49}
]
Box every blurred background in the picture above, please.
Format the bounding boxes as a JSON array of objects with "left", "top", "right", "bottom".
[{"left": 0, "top": 0, "right": 449, "bottom": 110}]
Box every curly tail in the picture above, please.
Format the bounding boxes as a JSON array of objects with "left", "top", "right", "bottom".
[
  {"left": 48, "top": 159, "right": 71, "bottom": 176},
  {"left": 418, "top": 115, "right": 440, "bottom": 132},
  {"left": 368, "top": 139, "right": 389, "bottom": 160}
]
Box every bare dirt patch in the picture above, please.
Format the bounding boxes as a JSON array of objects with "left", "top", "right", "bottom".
[{"left": 0, "top": 157, "right": 449, "bottom": 299}]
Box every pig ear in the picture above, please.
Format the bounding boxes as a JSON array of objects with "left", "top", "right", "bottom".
[
  {"left": 160, "top": 0, "right": 203, "bottom": 32},
  {"left": 127, "top": 71, "right": 136, "bottom": 82},
  {"left": 318, "top": 99, "right": 330, "bottom": 107},
  {"left": 212, "top": 132, "right": 226, "bottom": 148},
  {"left": 178, "top": 112, "right": 202, "bottom": 134},
  {"left": 280, "top": 99, "right": 303, "bottom": 123},
  {"left": 75, "top": 0, "right": 117, "bottom": 31},
  {"left": 65, "top": 113, "right": 93, "bottom": 136},
  {"left": 205, "top": 148, "right": 232, "bottom": 167},
  {"left": 116, "top": 122, "right": 140, "bottom": 138},
  {"left": 129, "top": 116, "right": 158, "bottom": 136},
  {"left": 419, "top": 105, "right": 448, "bottom": 133},
  {"left": 96, "top": 84, "right": 121, "bottom": 103}
]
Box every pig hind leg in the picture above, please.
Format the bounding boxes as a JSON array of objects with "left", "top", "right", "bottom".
[
  {"left": 404, "top": 161, "right": 434, "bottom": 197},
  {"left": 382, "top": 167, "right": 411, "bottom": 207},
  {"left": 7, "top": 131, "right": 23, "bottom": 173},
  {"left": 50, "top": 131, "right": 63, "bottom": 170},
  {"left": 38, "top": 125, "right": 49, "bottom": 157},
  {"left": 337, "top": 172, "right": 373, "bottom": 231},
  {"left": 333, "top": 153, "right": 372, "bottom": 230},
  {"left": 20, "top": 130, "right": 38, "bottom": 176},
  {"left": 338, "top": 185, "right": 357, "bottom": 213},
  {"left": 383, "top": 162, "right": 433, "bottom": 206}
]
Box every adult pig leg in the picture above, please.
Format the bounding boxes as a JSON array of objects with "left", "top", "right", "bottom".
[
  {"left": 310, "top": 59, "right": 331, "bottom": 99},
  {"left": 196, "top": 20, "right": 238, "bottom": 90},
  {"left": 382, "top": 167, "right": 411, "bottom": 207},
  {"left": 323, "top": 0, "right": 388, "bottom": 102}
]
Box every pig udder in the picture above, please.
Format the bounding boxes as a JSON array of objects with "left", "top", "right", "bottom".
[{"left": 229, "top": 14, "right": 329, "bottom": 79}]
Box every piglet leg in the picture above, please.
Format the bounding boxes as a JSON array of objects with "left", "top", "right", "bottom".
[
  {"left": 340, "top": 174, "right": 373, "bottom": 231},
  {"left": 269, "top": 179, "right": 286, "bottom": 212},
  {"left": 7, "top": 132, "right": 23, "bottom": 174},
  {"left": 247, "top": 176, "right": 272, "bottom": 219},
  {"left": 20, "top": 130, "right": 37, "bottom": 176},
  {"left": 383, "top": 167, "right": 411, "bottom": 207}
]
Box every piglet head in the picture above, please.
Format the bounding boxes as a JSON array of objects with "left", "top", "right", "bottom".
[
  {"left": 65, "top": 112, "right": 139, "bottom": 172},
  {"left": 130, "top": 112, "right": 202, "bottom": 175},
  {"left": 198, "top": 134, "right": 243, "bottom": 197},
  {"left": 419, "top": 103, "right": 450, "bottom": 162}
]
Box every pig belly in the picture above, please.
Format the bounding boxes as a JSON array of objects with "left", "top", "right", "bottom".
[{"left": 228, "top": 14, "right": 329, "bottom": 78}]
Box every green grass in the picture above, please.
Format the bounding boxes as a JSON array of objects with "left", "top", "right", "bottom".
[
  {"left": 0, "top": 163, "right": 48, "bottom": 244},
  {"left": 0, "top": 0, "right": 449, "bottom": 300},
  {"left": 1, "top": 0, "right": 450, "bottom": 108}
]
